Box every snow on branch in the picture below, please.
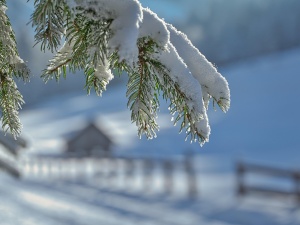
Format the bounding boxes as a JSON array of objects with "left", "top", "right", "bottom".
[
  {"left": 150, "top": 41, "right": 210, "bottom": 144},
  {"left": 167, "top": 24, "right": 230, "bottom": 112},
  {"left": 131, "top": 7, "right": 214, "bottom": 143},
  {"left": 66, "top": 0, "right": 143, "bottom": 65},
  {"left": 138, "top": 8, "right": 169, "bottom": 50}
]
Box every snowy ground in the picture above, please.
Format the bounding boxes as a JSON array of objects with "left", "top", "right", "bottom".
[
  {"left": 1, "top": 47, "right": 300, "bottom": 224},
  {"left": 0, "top": 170, "right": 299, "bottom": 225}
]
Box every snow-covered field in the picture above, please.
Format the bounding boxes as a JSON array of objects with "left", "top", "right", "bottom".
[
  {"left": 1, "top": 174, "right": 299, "bottom": 225},
  {"left": 1, "top": 46, "right": 300, "bottom": 224}
]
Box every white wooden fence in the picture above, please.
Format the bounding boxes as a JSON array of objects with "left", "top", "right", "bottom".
[{"left": 20, "top": 155, "right": 199, "bottom": 198}]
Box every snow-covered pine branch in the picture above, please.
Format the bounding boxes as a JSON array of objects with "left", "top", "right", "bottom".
[
  {"left": 0, "top": 0, "right": 29, "bottom": 137},
  {"left": 0, "top": 0, "right": 230, "bottom": 145},
  {"left": 167, "top": 24, "right": 230, "bottom": 112}
]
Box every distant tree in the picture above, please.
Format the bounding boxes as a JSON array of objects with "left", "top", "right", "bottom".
[{"left": 0, "top": 0, "right": 230, "bottom": 145}]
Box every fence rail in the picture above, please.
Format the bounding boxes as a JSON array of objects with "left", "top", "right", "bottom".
[{"left": 236, "top": 161, "right": 300, "bottom": 202}]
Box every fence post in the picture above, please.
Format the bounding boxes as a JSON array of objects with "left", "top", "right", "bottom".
[
  {"left": 236, "top": 161, "right": 246, "bottom": 196},
  {"left": 163, "top": 160, "right": 173, "bottom": 195},
  {"left": 125, "top": 158, "right": 135, "bottom": 188},
  {"left": 184, "top": 153, "right": 198, "bottom": 199},
  {"left": 108, "top": 157, "right": 118, "bottom": 187},
  {"left": 295, "top": 172, "right": 300, "bottom": 203},
  {"left": 35, "top": 157, "right": 42, "bottom": 178},
  {"left": 143, "top": 159, "right": 154, "bottom": 192}
]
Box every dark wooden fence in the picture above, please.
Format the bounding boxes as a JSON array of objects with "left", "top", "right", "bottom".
[{"left": 236, "top": 161, "right": 300, "bottom": 202}]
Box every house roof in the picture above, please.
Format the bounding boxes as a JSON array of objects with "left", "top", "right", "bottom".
[{"left": 66, "top": 122, "right": 113, "bottom": 148}]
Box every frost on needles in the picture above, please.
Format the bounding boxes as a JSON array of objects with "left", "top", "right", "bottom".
[
  {"left": 0, "top": 0, "right": 30, "bottom": 138},
  {"left": 0, "top": 0, "right": 230, "bottom": 145}
]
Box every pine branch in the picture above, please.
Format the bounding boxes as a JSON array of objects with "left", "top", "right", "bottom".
[
  {"left": 170, "top": 81, "right": 205, "bottom": 142},
  {"left": 115, "top": 37, "right": 208, "bottom": 143},
  {"left": 125, "top": 38, "right": 161, "bottom": 139},
  {"left": 0, "top": 2, "right": 30, "bottom": 81},
  {"left": 31, "top": 0, "right": 67, "bottom": 52},
  {"left": 0, "top": 72, "right": 24, "bottom": 138},
  {"left": 28, "top": 1, "right": 228, "bottom": 145},
  {"left": 84, "top": 65, "right": 110, "bottom": 96},
  {"left": 44, "top": 58, "right": 71, "bottom": 82},
  {"left": 148, "top": 55, "right": 208, "bottom": 144},
  {"left": 42, "top": 13, "right": 113, "bottom": 96},
  {"left": 0, "top": 0, "right": 230, "bottom": 145},
  {"left": 0, "top": 0, "right": 29, "bottom": 137},
  {"left": 66, "top": 16, "right": 112, "bottom": 68},
  {"left": 161, "top": 71, "right": 207, "bottom": 144}
]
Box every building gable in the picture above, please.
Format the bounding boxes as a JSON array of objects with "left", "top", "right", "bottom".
[{"left": 65, "top": 122, "right": 113, "bottom": 156}]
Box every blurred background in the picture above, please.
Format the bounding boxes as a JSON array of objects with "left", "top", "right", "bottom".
[{"left": 1, "top": 0, "right": 300, "bottom": 224}]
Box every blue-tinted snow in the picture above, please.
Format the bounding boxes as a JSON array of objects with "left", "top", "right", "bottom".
[{"left": 2, "top": 46, "right": 296, "bottom": 225}]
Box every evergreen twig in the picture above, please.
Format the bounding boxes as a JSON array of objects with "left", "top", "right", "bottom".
[{"left": 0, "top": 0, "right": 29, "bottom": 136}]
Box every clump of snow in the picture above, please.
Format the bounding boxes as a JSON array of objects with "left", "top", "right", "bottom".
[
  {"left": 65, "top": 0, "right": 143, "bottom": 65},
  {"left": 106, "top": 0, "right": 143, "bottom": 65},
  {"left": 48, "top": 39, "right": 113, "bottom": 86},
  {"left": 47, "top": 40, "right": 74, "bottom": 72},
  {"left": 94, "top": 57, "right": 113, "bottom": 82},
  {"left": 154, "top": 42, "right": 210, "bottom": 141},
  {"left": 13, "top": 56, "right": 30, "bottom": 77},
  {"left": 196, "top": 121, "right": 210, "bottom": 142},
  {"left": 167, "top": 24, "right": 230, "bottom": 111},
  {"left": 138, "top": 8, "right": 169, "bottom": 49},
  {"left": 154, "top": 42, "right": 205, "bottom": 119},
  {"left": 0, "top": 4, "right": 29, "bottom": 77},
  {"left": 0, "top": 5, "right": 7, "bottom": 13}
]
